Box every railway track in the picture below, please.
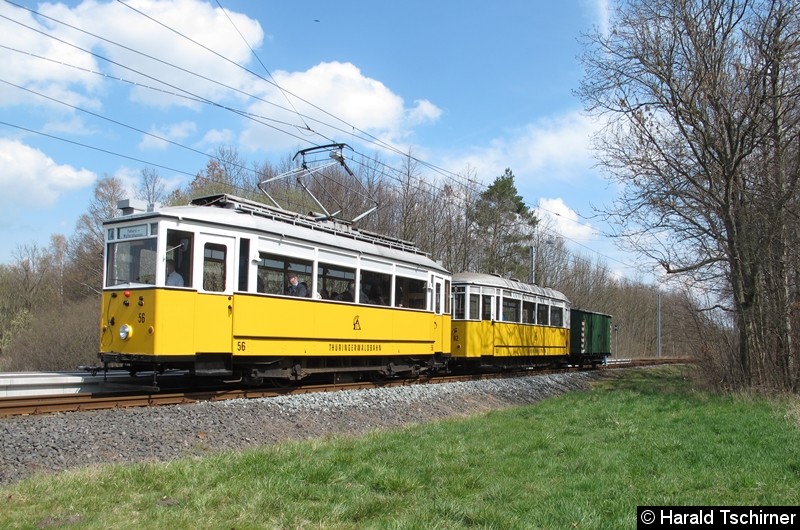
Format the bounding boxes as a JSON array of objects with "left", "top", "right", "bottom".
[
  {"left": 0, "top": 358, "right": 688, "bottom": 417},
  {"left": 0, "top": 373, "right": 539, "bottom": 416}
]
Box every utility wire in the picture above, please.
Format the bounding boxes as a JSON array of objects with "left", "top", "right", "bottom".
[
  {"left": 0, "top": 0, "right": 640, "bottom": 272},
  {"left": 4, "top": 1, "right": 474, "bottom": 188}
]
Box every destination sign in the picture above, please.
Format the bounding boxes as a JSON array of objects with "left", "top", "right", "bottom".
[{"left": 118, "top": 225, "right": 148, "bottom": 239}]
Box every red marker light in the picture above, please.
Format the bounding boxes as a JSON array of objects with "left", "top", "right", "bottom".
[{"left": 124, "top": 290, "right": 131, "bottom": 298}]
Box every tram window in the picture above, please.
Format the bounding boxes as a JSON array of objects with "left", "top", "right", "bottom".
[
  {"left": 238, "top": 239, "right": 250, "bottom": 291},
  {"left": 453, "top": 291, "right": 466, "bottom": 319},
  {"left": 537, "top": 303, "right": 550, "bottom": 326},
  {"left": 482, "top": 295, "right": 493, "bottom": 320},
  {"left": 166, "top": 230, "right": 193, "bottom": 288},
  {"left": 106, "top": 238, "right": 157, "bottom": 286},
  {"left": 469, "top": 294, "right": 480, "bottom": 320},
  {"left": 256, "top": 255, "right": 280, "bottom": 294},
  {"left": 203, "top": 243, "right": 227, "bottom": 292},
  {"left": 522, "top": 301, "right": 535, "bottom": 324},
  {"left": 395, "top": 276, "right": 426, "bottom": 309},
  {"left": 318, "top": 263, "right": 356, "bottom": 302},
  {"left": 551, "top": 306, "right": 564, "bottom": 327},
  {"left": 444, "top": 280, "right": 451, "bottom": 314},
  {"left": 503, "top": 298, "right": 521, "bottom": 322},
  {"left": 256, "top": 253, "right": 312, "bottom": 296},
  {"left": 361, "top": 270, "right": 391, "bottom": 305}
]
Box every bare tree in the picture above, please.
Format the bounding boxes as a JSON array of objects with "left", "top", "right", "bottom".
[
  {"left": 449, "top": 168, "right": 482, "bottom": 273},
  {"left": 435, "top": 177, "right": 479, "bottom": 273},
  {"left": 354, "top": 153, "right": 396, "bottom": 236},
  {"left": 68, "top": 176, "right": 126, "bottom": 296},
  {"left": 136, "top": 167, "right": 167, "bottom": 208},
  {"left": 10, "top": 244, "right": 54, "bottom": 312},
  {"left": 579, "top": 0, "right": 800, "bottom": 391},
  {"left": 49, "top": 234, "right": 68, "bottom": 305},
  {"left": 0, "top": 244, "right": 57, "bottom": 362}
]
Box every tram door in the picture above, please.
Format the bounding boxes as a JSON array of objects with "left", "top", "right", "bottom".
[
  {"left": 194, "top": 234, "right": 235, "bottom": 357},
  {"left": 433, "top": 277, "right": 444, "bottom": 315},
  {"left": 431, "top": 274, "right": 451, "bottom": 354}
]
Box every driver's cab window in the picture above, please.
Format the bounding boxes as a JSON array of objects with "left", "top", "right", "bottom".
[{"left": 166, "top": 230, "right": 193, "bottom": 288}]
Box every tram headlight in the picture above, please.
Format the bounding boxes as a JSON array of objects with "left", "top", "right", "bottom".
[{"left": 119, "top": 324, "right": 133, "bottom": 341}]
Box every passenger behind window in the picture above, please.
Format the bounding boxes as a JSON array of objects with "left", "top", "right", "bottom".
[
  {"left": 287, "top": 274, "right": 308, "bottom": 297},
  {"left": 357, "top": 283, "right": 369, "bottom": 304},
  {"left": 336, "top": 282, "right": 369, "bottom": 303},
  {"left": 369, "top": 285, "right": 388, "bottom": 305},
  {"left": 335, "top": 282, "right": 355, "bottom": 302}
]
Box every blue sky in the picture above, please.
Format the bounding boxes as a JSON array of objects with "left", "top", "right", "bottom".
[{"left": 0, "top": 0, "right": 653, "bottom": 278}]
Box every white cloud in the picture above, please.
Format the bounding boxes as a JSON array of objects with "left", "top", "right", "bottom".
[
  {"left": 536, "top": 197, "right": 596, "bottom": 243},
  {"left": 407, "top": 99, "right": 443, "bottom": 126},
  {"left": 0, "top": 0, "right": 264, "bottom": 112},
  {"left": 0, "top": 1, "right": 103, "bottom": 110},
  {"left": 443, "top": 110, "right": 600, "bottom": 184},
  {"left": 282, "top": 62, "right": 405, "bottom": 130},
  {"left": 0, "top": 138, "right": 96, "bottom": 206},
  {"left": 239, "top": 61, "right": 442, "bottom": 154}
]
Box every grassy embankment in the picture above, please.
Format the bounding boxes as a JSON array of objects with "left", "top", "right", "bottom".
[{"left": 1, "top": 366, "right": 799, "bottom": 529}]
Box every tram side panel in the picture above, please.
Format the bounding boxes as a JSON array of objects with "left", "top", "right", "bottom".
[
  {"left": 491, "top": 322, "right": 569, "bottom": 358},
  {"left": 451, "top": 320, "right": 569, "bottom": 360},
  {"left": 232, "top": 294, "right": 449, "bottom": 357}
]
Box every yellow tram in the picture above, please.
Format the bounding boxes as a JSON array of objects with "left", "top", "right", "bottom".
[
  {"left": 450, "top": 272, "right": 571, "bottom": 368},
  {"left": 99, "top": 194, "right": 451, "bottom": 382}
]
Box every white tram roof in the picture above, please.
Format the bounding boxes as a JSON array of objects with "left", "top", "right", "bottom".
[
  {"left": 452, "top": 272, "right": 570, "bottom": 304},
  {"left": 107, "top": 194, "right": 449, "bottom": 274}
]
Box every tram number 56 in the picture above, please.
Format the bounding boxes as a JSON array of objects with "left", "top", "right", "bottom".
[{"left": 236, "top": 341, "right": 247, "bottom": 352}]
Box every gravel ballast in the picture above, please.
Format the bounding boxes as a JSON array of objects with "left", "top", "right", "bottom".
[{"left": 0, "top": 372, "right": 602, "bottom": 487}]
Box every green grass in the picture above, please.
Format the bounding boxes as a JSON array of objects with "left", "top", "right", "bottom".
[{"left": 2, "top": 366, "right": 799, "bottom": 529}]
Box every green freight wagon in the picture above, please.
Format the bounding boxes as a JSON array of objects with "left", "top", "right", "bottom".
[{"left": 570, "top": 309, "right": 612, "bottom": 363}]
